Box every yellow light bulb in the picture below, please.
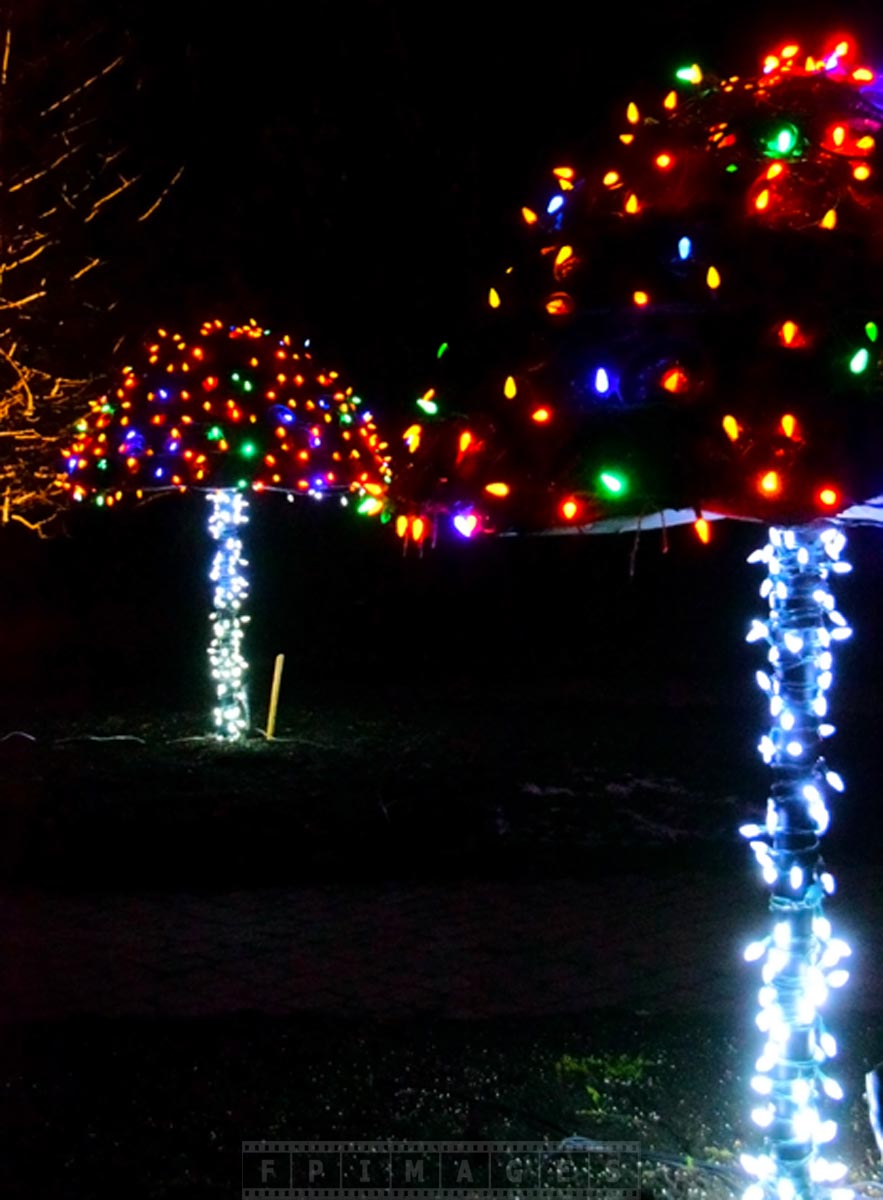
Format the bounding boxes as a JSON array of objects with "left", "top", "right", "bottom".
[{"left": 722, "top": 414, "right": 740, "bottom": 441}]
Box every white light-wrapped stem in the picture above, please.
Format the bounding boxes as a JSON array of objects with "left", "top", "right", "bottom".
[
  {"left": 741, "top": 525, "right": 853, "bottom": 1200},
  {"left": 207, "top": 489, "right": 250, "bottom": 740}
]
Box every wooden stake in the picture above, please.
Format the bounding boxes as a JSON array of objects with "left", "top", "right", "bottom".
[{"left": 265, "top": 653, "right": 285, "bottom": 740}]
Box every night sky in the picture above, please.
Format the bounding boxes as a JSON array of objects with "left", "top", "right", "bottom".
[{"left": 7, "top": 0, "right": 883, "bottom": 727}]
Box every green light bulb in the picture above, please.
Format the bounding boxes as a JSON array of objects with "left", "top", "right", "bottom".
[
  {"left": 599, "top": 470, "right": 628, "bottom": 496},
  {"left": 240, "top": 441, "right": 257, "bottom": 457},
  {"left": 764, "top": 123, "right": 801, "bottom": 158},
  {"left": 417, "top": 397, "right": 439, "bottom": 415},
  {"left": 207, "top": 426, "right": 223, "bottom": 441},
  {"left": 866, "top": 321, "right": 879, "bottom": 343},
  {"left": 850, "top": 347, "right": 870, "bottom": 374},
  {"left": 437, "top": 342, "right": 449, "bottom": 359}
]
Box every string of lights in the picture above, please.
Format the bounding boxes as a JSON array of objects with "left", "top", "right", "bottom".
[
  {"left": 207, "top": 489, "right": 250, "bottom": 740},
  {"left": 740, "top": 525, "right": 853, "bottom": 1200},
  {"left": 390, "top": 37, "right": 883, "bottom": 547}
]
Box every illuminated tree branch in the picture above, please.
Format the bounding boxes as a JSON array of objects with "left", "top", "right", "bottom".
[{"left": 0, "top": 2, "right": 183, "bottom": 532}]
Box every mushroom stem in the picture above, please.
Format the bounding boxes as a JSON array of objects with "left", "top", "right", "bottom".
[{"left": 207, "top": 487, "right": 250, "bottom": 740}]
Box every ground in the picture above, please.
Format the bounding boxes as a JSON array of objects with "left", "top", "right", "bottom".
[{"left": 2, "top": 684, "right": 882, "bottom": 1198}]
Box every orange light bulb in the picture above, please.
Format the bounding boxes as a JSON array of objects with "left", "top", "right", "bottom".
[{"left": 759, "top": 470, "right": 781, "bottom": 496}]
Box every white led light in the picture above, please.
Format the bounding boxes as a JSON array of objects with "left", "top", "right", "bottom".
[
  {"left": 207, "top": 489, "right": 251, "bottom": 740},
  {"left": 743, "top": 526, "right": 851, "bottom": 1200}
]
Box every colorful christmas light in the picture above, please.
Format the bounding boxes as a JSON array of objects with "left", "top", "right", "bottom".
[
  {"left": 391, "top": 36, "right": 883, "bottom": 547},
  {"left": 63, "top": 318, "right": 391, "bottom": 738}
]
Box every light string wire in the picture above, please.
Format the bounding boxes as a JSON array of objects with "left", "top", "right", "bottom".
[
  {"left": 207, "top": 488, "right": 250, "bottom": 740},
  {"left": 740, "top": 524, "right": 853, "bottom": 1200}
]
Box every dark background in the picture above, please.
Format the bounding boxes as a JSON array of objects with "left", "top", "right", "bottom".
[{"left": 5, "top": 0, "right": 883, "bottom": 733}]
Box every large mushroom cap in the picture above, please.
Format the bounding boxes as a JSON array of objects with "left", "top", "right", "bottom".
[
  {"left": 63, "top": 318, "right": 391, "bottom": 508},
  {"left": 392, "top": 37, "right": 883, "bottom": 544}
]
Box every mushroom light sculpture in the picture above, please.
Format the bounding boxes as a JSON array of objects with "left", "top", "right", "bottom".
[
  {"left": 64, "top": 318, "right": 390, "bottom": 739},
  {"left": 392, "top": 38, "right": 883, "bottom": 1200}
]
